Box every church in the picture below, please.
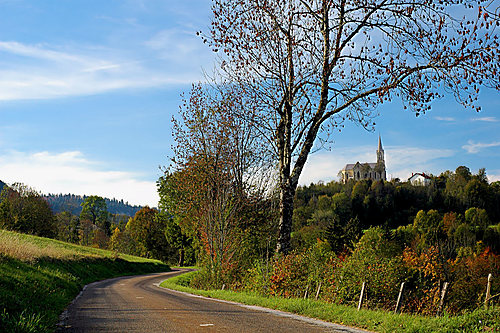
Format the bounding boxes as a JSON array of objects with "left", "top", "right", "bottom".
[{"left": 340, "top": 136, "right": 387, "bottom": 183}]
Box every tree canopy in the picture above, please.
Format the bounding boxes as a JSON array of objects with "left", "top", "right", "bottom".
[
  {"left": 0, "top": 183, "right": 55, "bottom": 238},
  {"left": 80, "top": 195, "right": 110, "bottom": 236},
  {"left": 204, "top": 0, "right": 500, "bottom": 253}
]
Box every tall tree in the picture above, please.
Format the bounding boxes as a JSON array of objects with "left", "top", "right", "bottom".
[
  {"left": 125, "top": 206, "right": 173, "bottom": 261},
  {"left": 162, "top": 84, "right": 271, "bottom": 283},
  {"left": 80, "top": 195, "right": 110, "bottom": 235},
  {"left": 206, "top": 0, "right": 500, "bottom": 253},
  {"left": 55, "top": 211, "right": 79, "bottom": 243}
]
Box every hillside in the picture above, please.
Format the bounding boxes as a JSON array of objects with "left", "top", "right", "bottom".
[
  {"left": 44, "top": 193, "right": 143, "bottom": 216},
  {"left": 0, "top": 229, "right": 169, "bottom": 332},
  {"left": 0, "top": 180, "right": 143, "bottom": 217}
]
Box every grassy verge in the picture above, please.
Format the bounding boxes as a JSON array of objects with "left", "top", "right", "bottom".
[
  {"left": 0, "top": 229, "right": 170, "bottom": 332},
  {"left": 160, "top": 271, "right": 499, "bottom": 333}
]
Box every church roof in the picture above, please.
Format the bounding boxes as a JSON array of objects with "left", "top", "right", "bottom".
[
  {"left": 343, "top": 162, "right": 378, "bottom": 171},
  {"left": 343, "top": 164, "right": 356, "bottom": 170}
]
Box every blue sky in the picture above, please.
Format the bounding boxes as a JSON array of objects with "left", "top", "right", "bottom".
[{"left": 0, "top": 1, "right": 498, "bottom": 207}]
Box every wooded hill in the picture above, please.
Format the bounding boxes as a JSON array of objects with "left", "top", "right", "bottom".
[
  {"left": 0, "top": 180, "right": 142, "bottom": 217},
  {"left": 291, "top": 166, "right": 500, "bottom": 252},
  {"left": 44, "top": 193, "right": 142, "bottom": 216}
]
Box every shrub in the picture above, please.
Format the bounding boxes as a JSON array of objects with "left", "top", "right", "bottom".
[
  {"left": 241, "top": 259, "right": 272, "bottom": 294},
  {"left": 402, "top": 246, "right": 446, "bottom": 314},
  {"left": 332, "top": 227, "right": 405, "bottom": 309},
  {"left": 448, "top": 248, "right": 500, "bottom": 313},
  {"left": 269, "top": 252, "right": 309, "bottom": 298}
]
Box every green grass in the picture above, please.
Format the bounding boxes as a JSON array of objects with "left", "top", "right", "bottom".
[
  {"left": 160, "top": 271, "right": 500, "bottom": 333},
  {"left": 0, "top": 229, "right": 170, "bottom": 332}
]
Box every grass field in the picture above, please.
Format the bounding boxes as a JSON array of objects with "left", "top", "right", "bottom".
[
  {"left": 161, "top": 271, "right": 500, "bottom": 333},
  {"left": 0, "top": 229, "right": 170, "bottom": 332}
]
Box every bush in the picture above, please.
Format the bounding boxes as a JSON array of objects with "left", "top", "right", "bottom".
[
  {"left": 448, "top": 248, "right": 500, "bottom": 313},
  {"left": 402, "top": 246, "right": 446, "bottom": 314},
  {"left": 269, "top": 252, "right": 309, "bottom": 298},
  {"left": 241, "top": 259, "right": 272, "bottom": 294},
  {"left": 268, "top": 240, "right": 333, "bottom": 298},
  {"left": 332, "top": 227, "right": 405, "bottom": 309}
]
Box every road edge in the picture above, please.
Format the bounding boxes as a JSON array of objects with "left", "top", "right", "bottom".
[{"left": 155, "top": 278, "right": 373, "bottom": 333}]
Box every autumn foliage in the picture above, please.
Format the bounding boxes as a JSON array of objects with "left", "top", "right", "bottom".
[{"left": 160, "top": 84, "right": 273, "bottom": 287}]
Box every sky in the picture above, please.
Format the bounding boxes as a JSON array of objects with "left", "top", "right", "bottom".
[{"left": 0, "top": 1, "right": 499, "bottom": 207}]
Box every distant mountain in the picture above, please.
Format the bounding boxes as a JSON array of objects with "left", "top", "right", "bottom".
[
  {"left": 44, "top": 193, "right": 143, "bottom": 217},
  {"left": 0, "top": 179, "right": 5, "bottom": 193}
]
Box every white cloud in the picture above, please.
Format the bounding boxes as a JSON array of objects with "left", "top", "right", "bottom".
[
  {"left": 462, "top": 140, "right": 500, "bottom": 154},
  {"left": 471, "top": 117, "right": 498, "bottom": 122},
  {"left": 487, "top": 172, "right": 500, "bottom": 183},
  {"left": 0, "top": 41, "right": 90, "bottom": 64},
  {"left": 299, "top": 145, "right": 455, "bottom": 184},
  {"left": 145, "top": 28, "right": 212, "bottom": 67},
  {"left": 435, "top": 116, "right": 456, "bottom": 122},
  {"left": 0, "top": 150, "right": 158, "bottom": 207},
  {"left": 0, "top": 40, "right": 209, "bottom": 101}
]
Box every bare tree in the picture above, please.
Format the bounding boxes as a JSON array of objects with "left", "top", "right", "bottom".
[
  {"left": 163, "top": 84, "right": 272, "bottom": 284},
  {"left": 205, "top": 0, "right": 500, "bottom": 253}
]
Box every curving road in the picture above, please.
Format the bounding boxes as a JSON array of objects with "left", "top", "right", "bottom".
[{"left": 58, "top": 269, "right": 369, "bottom": 332}]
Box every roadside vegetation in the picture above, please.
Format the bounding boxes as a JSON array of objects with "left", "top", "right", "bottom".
[
  {"left": 0, "top": 229, "right": 169, "bottom": 332},
  {"left": 159, "top": 84, "right": 500, "bottom": 328},
  {"left": 162, "top": 271, "right": 499, "bottom": 333}
]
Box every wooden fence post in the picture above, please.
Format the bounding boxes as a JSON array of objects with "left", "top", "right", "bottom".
[
  {"left": 394, "top": 282, "right": 405, "bottom": 314},
  {"left": 304, "top": 285, "right": 309, "bottom": 299},
  {"left": 436, "top": 282, "right": 449, "bottom": 316},
  {"left": 315, "top": 281, "right": 322, "bottom": 300},
  {"left": 222, "top": 284, "right": 225, "bottom": 291},
  {"left": 484, "top": 273, "right": 492, "bottom": 309},
  {"left": 358, "top": 282, "right": 366, "bottom": 311}
]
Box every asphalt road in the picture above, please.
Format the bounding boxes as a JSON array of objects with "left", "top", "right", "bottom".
[{"left": 58, "top": 269, "right": 369, "bottom": 332}]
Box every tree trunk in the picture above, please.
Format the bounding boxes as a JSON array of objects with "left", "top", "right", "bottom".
[
  {"left": 178, "top": 248, "right": 184, "bottom": 267},
  {"left": 276, "top": 182, "right": 295, "bottom": 254}
]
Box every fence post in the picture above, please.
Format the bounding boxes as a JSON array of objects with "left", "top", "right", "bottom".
[
  {"left": 436, "top": 282, "right": 449, "bottom": 316},
  {"left": 222, "top": 284, "right": 225, "bottom": 291},
  {"left": 394, "top": 282, "right": 405, "bottom": 314},
  {"left": 484, "top": 273, "right": 492, "bottom": 309},
  {"left": 358, "top": 282, "right": 366, "bottom": 311},
  {"left": 315, "top": 281, "right": 322, "bottom": 300},
  {"left": 304, "top": 285, "right": 309, "bottom": 299}
]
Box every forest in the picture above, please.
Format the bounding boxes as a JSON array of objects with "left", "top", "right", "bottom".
[{"left": 43, "top": 193, "right": 142, "bottom": 216}]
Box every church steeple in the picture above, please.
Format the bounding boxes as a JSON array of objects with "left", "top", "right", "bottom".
[{"left": 377, "top": 135, "right": 384, "bottom": 164}]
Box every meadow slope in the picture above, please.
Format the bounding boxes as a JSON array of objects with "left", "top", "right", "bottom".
[{"left": 0, "top": 229, "right": 169, "bottom": 332}]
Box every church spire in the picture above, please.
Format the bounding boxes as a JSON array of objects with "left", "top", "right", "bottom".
[{"left": 377, "top": 135, "right": 384, "bottom": 164}]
